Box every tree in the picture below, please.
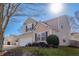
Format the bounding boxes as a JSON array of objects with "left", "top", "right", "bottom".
[
  {"left": 0, "top": 4, "right": 21, "bottom": 51},
  {"left": 70, "top": 11, "right": 79, "bottom": 31},
  {"left": 0, "top": 3, "right": 46, "bottom": 51},
  {"left": 75, "top": 11, "right": 79, "bottom": 20},
  {"left": 46, "top": 34, "right": 59, "bottom": 48}
]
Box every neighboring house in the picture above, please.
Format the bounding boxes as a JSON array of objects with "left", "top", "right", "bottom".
[
  {"left": 4, "top": 15, "right": 78, "bottom": 47},
  {"left": 70, "top": 32, "right": 79, "bottom": 47},
  {"left": 71, "top": 32, "right": 79, "bottom": 41},
  {"left": 4, "top": 35, "right": 19, "bottom": 46}
]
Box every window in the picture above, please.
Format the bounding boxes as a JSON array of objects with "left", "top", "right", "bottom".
[
  {"left": 37, "top": 34, "right": 40, "bottom": 41},
  {"left": 46, "top": 32, "right": 48, "bottom": 38},
  {"left": 41, "top": 32, "right": 47, "bottom": 41},
  {"left": 16, "top": 40, "right": 18, "bottom": 42},
  {"left": 41, "top": 36, "right": 46, "bottom": 41},
  {"left": 26, "top": 26, "right": 27, "bottom": 32},
  {"left": 63, "top": 39, "right": 66, "bottom": 43},
  {"left": 35, "top": 32, "right": 48, "bottom": 41},
  {"left": 61, "top": 25, "right": 63, "bottom": 29},
  {"left": 35, "top": 33, "right": 37, "bottom": 41},
  {"left": 26, "top": 24, "right": 33, "bottom": 31},
  {"left": 35, "top": 33, "right": 40, "bottom": 41},
  {"left": 41, "top": 32, "right": 46, "bottom": 36},
  {"left": 41, "top": 32, "right": 46, "bottom": 41}
]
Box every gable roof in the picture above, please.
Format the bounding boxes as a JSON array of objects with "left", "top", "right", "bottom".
[
  {"left": 34, "top": 21, "right": 48, "bottom": 28},
  {"left": 45, "top": 15, "right": 69, "bottom": 23},
  {"left": 23, "top": 17, "right": 37, "bottom": 25},
  {"left": 71, "top": 32, "right": 79, "bottom": 35}
]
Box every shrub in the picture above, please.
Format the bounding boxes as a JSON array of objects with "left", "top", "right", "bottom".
[
  {"left": 25, "top": 44, "right": 28, "bottom": 47},
  {"left": 31, "top": 42, "right": 38, "bottom": 47},
  {"left": 38, "top": 42, "right": 48, "bottom": 48},
  {"left": 27, "top": 43, "right": 32, "bottom": 47},
  {"left": 46, "top": 34, "right": 59, "bottom": 48},
  {"left": 31, "top": 42, "right": 48, "bottom": 48},
  {"left": 31, "top": 42, "right": 36, "bottom": 46}
]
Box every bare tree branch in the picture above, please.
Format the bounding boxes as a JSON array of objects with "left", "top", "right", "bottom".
[{"left": 3, "top": 4, "right": 21, "bottom": 31}]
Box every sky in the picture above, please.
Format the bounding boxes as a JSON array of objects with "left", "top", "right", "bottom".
[{"left": 4, "top": 3, "right": 79, "bottom": 37}]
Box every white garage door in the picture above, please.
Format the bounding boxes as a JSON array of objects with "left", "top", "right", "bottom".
[{"left": 19, "top": 38, "right": 33, "bottom": 46}]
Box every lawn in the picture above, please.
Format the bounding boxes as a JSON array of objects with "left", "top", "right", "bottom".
[{"left": 10, "top": 47, "right": 79, "bottom": 56}]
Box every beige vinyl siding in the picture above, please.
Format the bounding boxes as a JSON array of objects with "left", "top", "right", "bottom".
[
  {"left": 18, "top": 32, "right": 33, "bottom": 40},
  {"left": 35, "top": 23, "right": 48, "bottom": 32},
  {"left": 4, "top": 36, "right": 17, "bottom": 45},
  {"left": 46, "top": 15, "right": 71, "bottom": 46},
  {"left": 71, "top": 33, "right": 79, "bottom": 41}
]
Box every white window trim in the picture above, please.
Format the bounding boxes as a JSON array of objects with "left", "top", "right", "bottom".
[
  {"left": 27, "top": 24, "right": 32, "bottom": 31},
  {"left": 36, "top": 31, "right": 48, "bottom": 42}
]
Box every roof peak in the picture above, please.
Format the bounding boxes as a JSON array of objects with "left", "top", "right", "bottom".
[
  {"left": 45, "top": 15, "right": 69, "bottom": 22},
  {"left": 23, "top": 17, "right": 37, "bottom": 25}
]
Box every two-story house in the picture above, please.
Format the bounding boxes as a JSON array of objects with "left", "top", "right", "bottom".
[
  {"left": 4, "top": 15, "right": 71, "bottom": 47},
  {"left": 15, "top": 15, "right": 71, "bottom": 46}
]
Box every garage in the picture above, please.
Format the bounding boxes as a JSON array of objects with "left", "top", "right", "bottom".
[{"left": 19, "top": 38, "right": 33, "bottom": 46}]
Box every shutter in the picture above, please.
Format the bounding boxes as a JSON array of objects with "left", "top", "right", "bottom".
[
  {"left": 46, "top": 32, "right": 48, "bottom": 38},
  {"left": 35, "top": 33, "right": 37, "bottom": 41},
  {"left": 32, "top": 24, "right": 34, "bottom": 30},
  {"left": 26, "top": 26, "right": 27, "bottom": 32}
]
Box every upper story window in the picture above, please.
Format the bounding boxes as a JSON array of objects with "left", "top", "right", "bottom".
[
  {"left": 26, "top": 24, "right": 33, "bottom": 31},
  {"left": 27, "top": 24, "right": 32, "bottom": 31},
  {"left": 61, "top": 25, "right": 63, "bottom": 29}
]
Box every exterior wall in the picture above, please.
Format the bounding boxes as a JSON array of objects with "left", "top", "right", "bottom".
[
  {"left": 57, "top": 16, "right": 71, "bottom": 46},
  {"left": 46, "top": 15, "right": 71, "bottom": 46},
  {"left": 16, "top": 18, "right": 37, "bottom": 46},
  {"left": 35, "top": 22, "right": 48, "bottom": 32},
  {"left": 48, "top": 29, "right": 53, "bottom": 36},
  {"left": 18, "top": 32, "right": 33, "bottom": 39},
  {"left": 34, "top": 22, "right": 48, "bottom": 43},
  {"left": 19, "top": 38, "right": 33, "bottom": 46},
  {"left": 17, "top": 32, "right": 34, "bottom": 46},
  {"left": 22, "top": 18, "right": 37, "bottom": 33}
]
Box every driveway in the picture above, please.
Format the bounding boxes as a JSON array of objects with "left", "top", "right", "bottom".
[{"left": 3, "top": 45, "right": 18, "bottom": 51}]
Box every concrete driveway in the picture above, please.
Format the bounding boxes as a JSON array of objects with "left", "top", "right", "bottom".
[{"left": 3, "top": 45, "right": 18, "bottom": 51}]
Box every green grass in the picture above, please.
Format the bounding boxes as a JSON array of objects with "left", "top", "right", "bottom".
[{"left": 11, "top": 47, "right": 79, "bottom": 56}]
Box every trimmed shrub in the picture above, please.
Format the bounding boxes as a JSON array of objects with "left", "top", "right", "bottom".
[
  {"left": 28, "top": 43, "right": 32, "bottom": 47},
  {"left": 31, "top": 42, "right": 38, "bottom": 47},
  {"left": 30, "top": 42, "right": 48, "bottom": 48},
  {"left": 46, "top": 34, "right": 59, "bottom": 48},
  {"left": 38, "top": 42, "right": 48, "bottom": 48},
  {"left": 31, "top": 42, "right": 36, "bottom": 46}
]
